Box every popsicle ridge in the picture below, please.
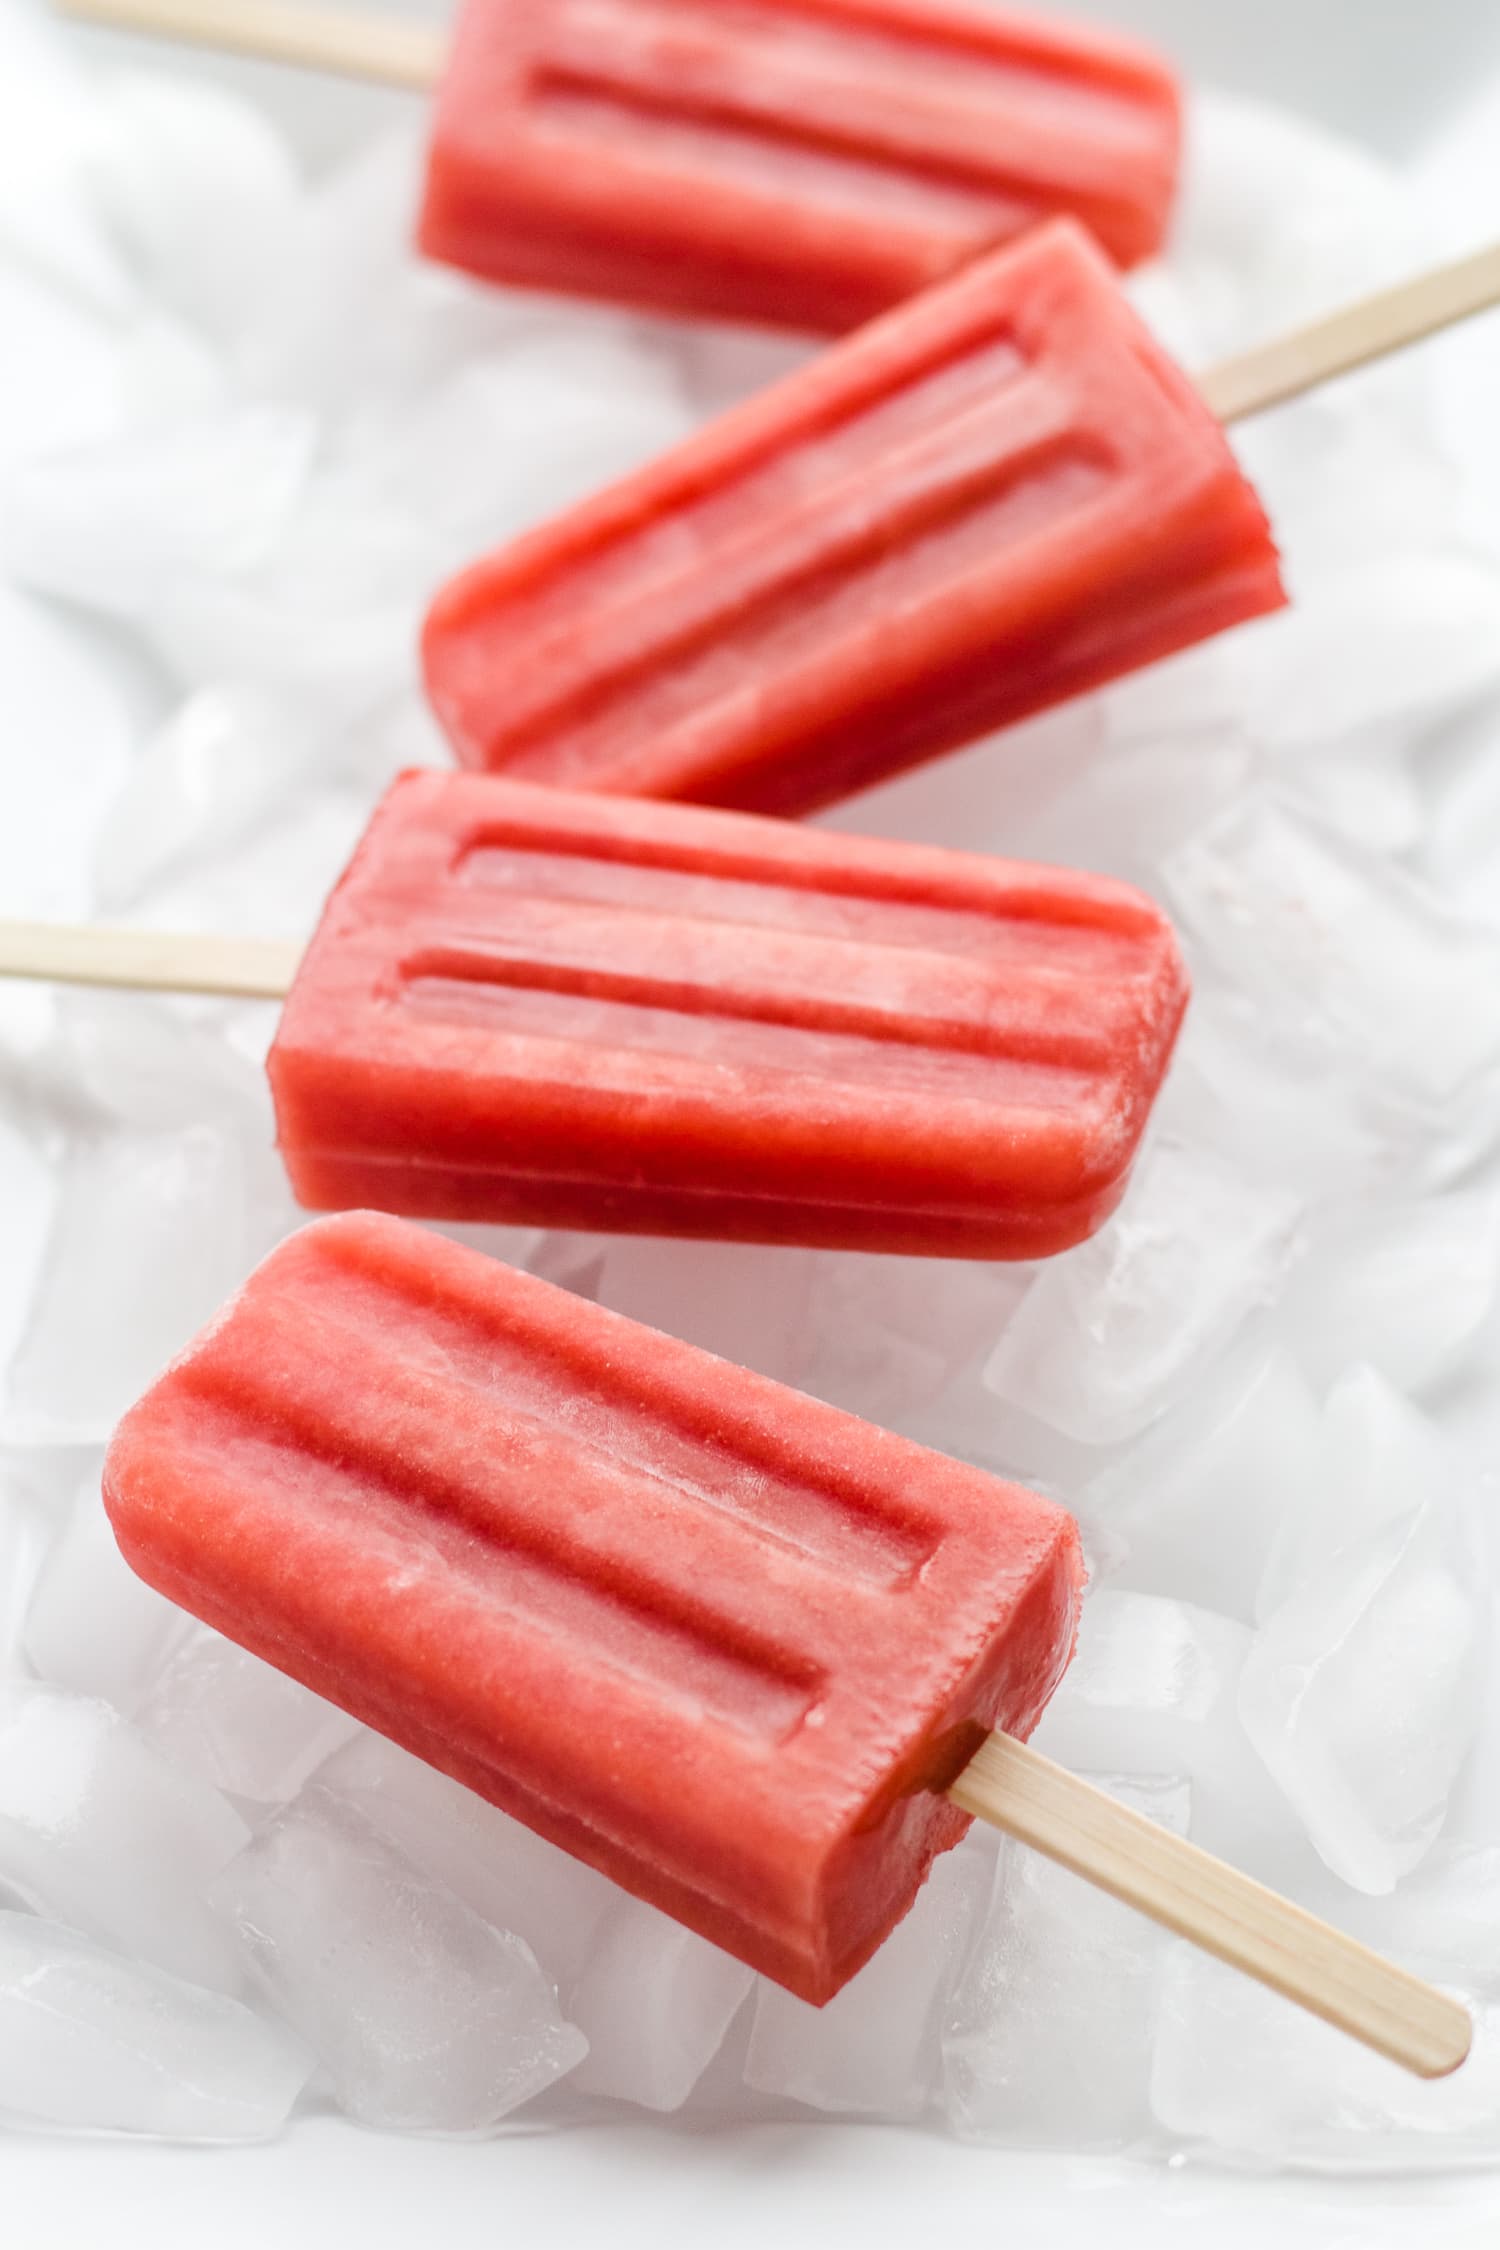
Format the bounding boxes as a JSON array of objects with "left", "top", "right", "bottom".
[
  {"left": 104, "top": 1212, "right": 1085, "bottom": 1998},
  {"left": 269, "top": 772, "right": 1189, "bottom": 1253}
]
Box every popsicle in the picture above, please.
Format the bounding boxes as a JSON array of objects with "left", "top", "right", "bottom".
[
  {"left": 101, "top": 1210, "right": 1471, "bottom": 2075},
  {"left": 0, "top": 770, "right": 1190, "bottom": 1259},
  {"left": 423, "top": 224, "right": 1500, "bottom": 818},
  {"left": 59, "top": 0, "right": 1182, "bottom": 332},
  {"left": 423, "top": 220, "right": 1287, "bottom": 814}
]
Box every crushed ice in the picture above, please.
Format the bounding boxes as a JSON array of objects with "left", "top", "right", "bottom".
[{"left": 1, "top": 0, "right": 1499, "bottom": 2168}]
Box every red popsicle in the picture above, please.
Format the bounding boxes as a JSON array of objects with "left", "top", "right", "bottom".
[
  {"left": 419, "top": 0, "right": 1182, "bottom": 330},
  {"left": 266, "top": 770, "right": 1189, "bottom": 1256},
  {"left": 104, "top": 1211, "right": 1085, "bottom": 2002},
  {"left": 100, "top": 1214, "right": 1475, "bottom": 2078},
  {"left": 423, "top": 220, "right": 1286, "bottom": 817}
]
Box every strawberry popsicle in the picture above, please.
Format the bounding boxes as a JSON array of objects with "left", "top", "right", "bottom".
[
  {"left": 424, "top": 219, "right": 1286, "bottom": 816},
  {"left": 266, "top": 769, "right": 1188, "bottom": 1257},
  {"left": 419, "top": 0, "right": 1182, "bottom": 331},
  {"left": 104, "top": 1210, "right": 1086, "bottom": 2003}
]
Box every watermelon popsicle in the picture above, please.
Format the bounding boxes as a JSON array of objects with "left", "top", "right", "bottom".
[
  {"left": 59, "top": 0, "right": 1181, "bottom": 333},
  {"left": 424, "top": 219, "right": 1287, "bottom": 817},
  {"left": 420, "top": 0, "right": 1182, "bottom": 329},
  {"left": 0, "top": 771, "right": 1190, "bottom": 1259},
  {"left": 101, "top": 1212, "right": 1471, "bottom": 2074}
]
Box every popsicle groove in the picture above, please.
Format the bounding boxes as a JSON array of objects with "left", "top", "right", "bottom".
[
  {"left": 491, "top": 422, "right": 1108, "bottom": 765},
  {"left": 178, "top": 1373, "right": 831, "bottom": 1741},
  {"left": 227, "top": 1246, "right": 944, "bottom": 1589},
  {"left": 455, "top": 834, "right": 1158, "bottom": 957},
  {"left": 395, "top": 929, "right": 1133, "bottom": 1072}
]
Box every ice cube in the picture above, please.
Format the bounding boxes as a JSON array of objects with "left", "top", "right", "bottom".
[
  {"left": 943, "top": 1775, "right": 1189, "bottom": 2148},
  {"left": 321, "top": 1731, "right": 614, "bottom": 1988},
  {"left": 983, "top": 1143, "right": 1300, "bottom": 1446},
  {"left": 212, "top": 1785, "right": 587, "bottom": 2131},
  {"left": 140, "top": 1629, "right": 360, "bottom": 1804},
  {"left": 746, "top": 1839, "right": 989, "bottom": 2118},
  {"left": 0, "top": 1472, "right": 47, "bottom": 1676},
  {"left": 1334, "top": 1844, "right": 1500, "bottom": 1992},
  {"left": 1165, "top": 796, "right": 1500, "bottom": 1115},
  {"left": 800, "top": 1254, "right": 1027, "bottom": 1428},
  {"left": 1031, "top": 1591, "right": 1304, "bottom": 1881},
  {"left": 0, "top": 1683, "right": 247, "bottom": 1986},
  {"left": 1151, "top": 1946, "right": 1498, "bottom": 2170},
  {"left": 1277, "top": 1199, "right": 1499, "bottom": 1397},
  {"left": 0, "top": 405, "right": 315, "bottom": 626},
  {"left": 595, "top": 1238, "right": 815, "bottom": 1388},
  {"left": 1246, "top": 555, "right": 1500, "bottom": 752},
  {"left": 3, "top": 1124, "right": 254, "bottom": 1447},
  {"left": 0, "top": 582, "right": 139, "bottom": 922},
  {"left": 569, "top": 1894, "right": 753, "bottom": 2112},
  {"left": 92, "top": 684, "right": 326, "bottom": 915},
  {"left": 1240, "top": 1457, "right": 1485, "bottom": 1892},
  {"left": 24, "top": 1470, "right": 191, "bottom": 1711},
  {"left": 0, "top": 1911, "right": 311, "bottom": 2141},
  {"left": 1259, "top": 1367, "right": 1462, "bottom": 1619},
  {"left": 84, "top": 73, "right": 302, "bottom": 356},
  {"left": 1083, "top": 1342, "right": 1322, "bottom": 1623}
]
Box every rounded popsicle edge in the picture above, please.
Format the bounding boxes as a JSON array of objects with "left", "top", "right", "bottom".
[{"left": 948, "top": 1733, "right": 1473, "bottom": 2083}]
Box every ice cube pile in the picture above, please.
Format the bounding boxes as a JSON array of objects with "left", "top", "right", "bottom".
[{"left": 2, "top": 0, "right": 1500, "bottom": 2173}]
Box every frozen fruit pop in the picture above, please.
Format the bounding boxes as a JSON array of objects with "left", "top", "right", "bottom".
[
  {"left": 419, "top": 0, "right": 1181, "bottom": 328},
  {"left": 0, "top": 771, "right": 1189, "bottom": 1259},
  {"left": 102, "top": 1212, "right": 1471, "bottom": 2074},
  {"left": 60, "top": 0, "right": 1181, "bottom": 333},
  {"left": 424, "top": 220, "right": 1287, "bottom": 816},
  {"left": 104, "top": 1210, "right": 1084, "bottom": 2003}
]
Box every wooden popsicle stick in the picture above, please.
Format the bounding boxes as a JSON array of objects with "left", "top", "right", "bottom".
[
  {"left": 1200, "top": 239, "right": 1500, "bottom": 425},
  {"left": 950, "top": 1733, "right": 1471, "bottom": 2083},
  {"left": 0, "top": 919, "right": 300, "bottom": 1001},
  {"left": 55, "top": 0, "right": 444, "bottom": 87}
]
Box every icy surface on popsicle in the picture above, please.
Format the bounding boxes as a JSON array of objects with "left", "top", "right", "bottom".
[
  {"left": 422, "top": 220, "right": 1286, "bottom": 815},
  {"left": 5, "top": 13, "right": 1500, "bottom": 2162},
  {"left": 420, "top": 0, "right": 1181, "bottom": 332},
  {"left": 268, "top": 768, "right": 1189, "bottom": 1257}
]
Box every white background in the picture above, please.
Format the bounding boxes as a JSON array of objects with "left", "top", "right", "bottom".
[{"left": 7, "top": 2, "right": 1500, "bottom": 2240}]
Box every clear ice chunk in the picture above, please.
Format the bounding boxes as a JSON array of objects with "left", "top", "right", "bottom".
[
  {"left": 595, "top": 1237, "right": 815, "bottom": 1388},
  {"left": 140, "top": 1629, "right": 361, "bottom": 1804},
  {"left": 2, "top": 1125, "right": 254, "bottom": 1447},
  {"left": 569, "top": 1895, "right": 753, "bottom": 2112},
  {"left": 1151, "top": 1946, "right": 1498, "bottom": 2170},
  {"left": 211, "top": 1785, "right": 587, "bottom": 2132},
  {"left": 1084, "top": 1342, "right": 1322, "bottom": 1623},
  {"left": 1241, "top": 1410, "right": 1485, "bottom": 1891},
  {"left": 24, "top": 1470, "right": 191, "bottom": 1712},
  {"left": 1165, "top": 796, "right": 1500, "bottom": 1114},
  {"left": 1031, "top": 1591, "right": 1303, "bottom": 1880},
  {"left": 0, "top": 405, "right": 315, "bottom": 625},
  {"left": 85, "top": 73, "right": 303, "bottom": 356},
  {"left": 321, "top": 1731, "right": 615, "bottom": 1989},
  {"left": 983, "top": 1143, "right": 1300, "bottom": 1445},
  {"left": 0, "top": 1683, "right": 247, "bottom": 1986},
  {"left": 943, "top": 1776, "right": 1189, "bottom": 2148},
  {"left": 745, "top": 1840, "right": 989, "bottom": 2119},
  {"left": 1278, "top": 1198, "right": 1500, "bottom": 1396},
  {"left": 0, "top": 1911, "right": 311, "bottom": 2141}
]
